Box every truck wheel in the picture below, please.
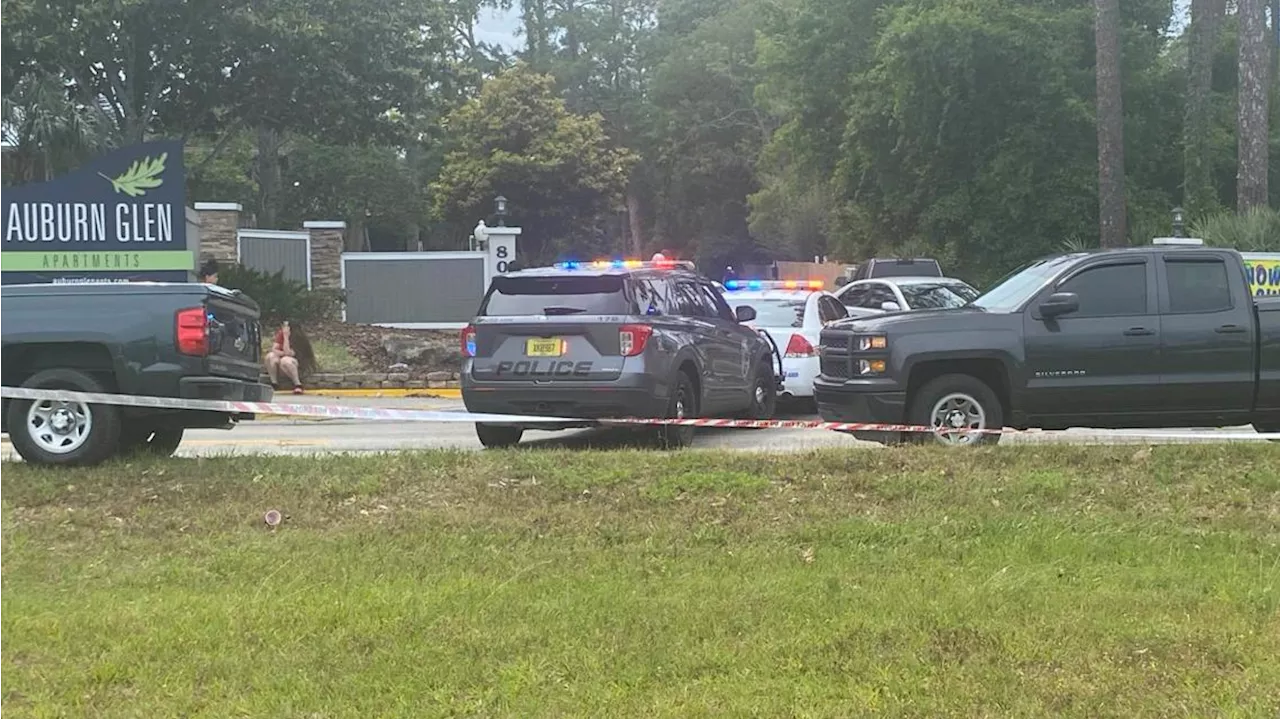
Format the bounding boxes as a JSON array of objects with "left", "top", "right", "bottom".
[
  {"left": 6, "top": 368, "right": 123, "bottom": 466},
  {"left": 119, "top": 426, "right": 185, "bottom": 457},
  {"left": 656, "top": 372, "right": 698, "bottom": 449},
  {"left": 908, "top": 374, "right": 1003, "bottom": 446},
  {"left": 741, "top": 358, "right": 779, "bottom": 421},
  {"left": 476, "top": 423, "right": 523, "bottom": 449}
]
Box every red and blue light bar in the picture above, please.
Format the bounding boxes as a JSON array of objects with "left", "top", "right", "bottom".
[
  {"left": 554, "top": 258, "right": 693, "bottom": 270},
  {"left": 724, "top": 279, "right": 825, "bottom": 291}
]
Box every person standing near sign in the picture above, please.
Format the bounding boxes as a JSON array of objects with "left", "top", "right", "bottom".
[{"left": 198, "top": 257, "right": 219, "bottom": 284}]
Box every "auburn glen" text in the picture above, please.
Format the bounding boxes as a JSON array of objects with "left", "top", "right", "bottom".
[{"left": 4, "top": 202, "right": 175, "bottom": 244}]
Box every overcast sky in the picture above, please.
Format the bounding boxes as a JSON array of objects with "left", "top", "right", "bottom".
[
  {"left": 472, "top": 1, "right": 1192, "bottom": 53},
  {"left": 474, "top": 5, "right": 524, "bottom": 52}
]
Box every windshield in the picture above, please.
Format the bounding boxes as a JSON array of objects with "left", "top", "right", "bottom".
[
  {"left": 740, "top": 298, "right": 806, "bottom": 328},
  {"left": 899, "top": 281, "right": 979, "bottom": 309},
  {"left": 968, "top": 255, "right": 1085, "bottom": 312},
  {"left": 481, "top": 275, "right": 633, "bottom": 316}
]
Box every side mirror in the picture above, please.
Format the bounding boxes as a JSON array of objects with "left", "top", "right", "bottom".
[
  {"left": 735, "top": 305, "right": 757, "bottom": 323},
  {"left": 880, "top": 301, "right": 901, "bottom": 312},
  {"left": 1038, "top": 291, "right": 1079, "bottom": 318}
]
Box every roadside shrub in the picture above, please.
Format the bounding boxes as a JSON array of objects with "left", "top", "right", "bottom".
[
  {"left": 217, "top": 263, "right": 344, "bottom": 325},
  {"left": 1191, "top": 207, "right": 1280, "bottom": 252}
]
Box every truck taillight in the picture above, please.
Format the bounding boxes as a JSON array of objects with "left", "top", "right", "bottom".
[
  {"left": 619, "top": 324, "right": 653, "bottom": 357},
  {"left": 461, "top": 324, "right": 477, "bottom": 357},
  {"left": 176, "top": 307, "right": 209, "bottom": 356},
  {"left": 784, "top": 334, "right": 816, "bottom": 358}
]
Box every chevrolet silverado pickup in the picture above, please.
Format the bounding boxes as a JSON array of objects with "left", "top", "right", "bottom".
[
  {"left": 2, "top": 282, "right": 273, "bottom": 465},
  {"left": 815, "top": 245, "right": 1280, "bottom": 444}
]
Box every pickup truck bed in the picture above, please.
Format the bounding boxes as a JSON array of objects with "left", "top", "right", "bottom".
[
  {"left": 815, "top": 246, "right": 1280, "bottom": 443},
  {"left": 2, "top": 282, "right": 273, "bottom": 465}
]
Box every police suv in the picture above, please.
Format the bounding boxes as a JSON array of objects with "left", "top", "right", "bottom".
[{"left": 460, "top": 259, "right": 780, "bottom": 448}]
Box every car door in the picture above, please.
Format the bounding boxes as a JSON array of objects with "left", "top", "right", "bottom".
[
  {"left": 1156, "top": 253, "right": 1256, "bottom": 419},
  {"left": 671, "top": 279, "right": 734, "bottom": 412},
  {"left": 1021, "top": 258, "right": 1163, "bottom": 424},
  {"left": 816, "top": 295, "right": 848, "bottom": 328},
  {"left": 701, "top": 281, "right": 756, "bottom": 409}
]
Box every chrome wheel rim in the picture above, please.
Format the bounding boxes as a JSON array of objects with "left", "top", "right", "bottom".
[
  {"left": 929, "top": 393, "right": 986, "bottom": 445},
  {"left": 754, "top": 382, "right": 767, "bottom": 406},
  {"left": 27, "top": 399, "right": 92, "bottom": 454}
]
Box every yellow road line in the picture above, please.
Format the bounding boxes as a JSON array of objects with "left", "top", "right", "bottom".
[{"left": 297, "top": 388, "right": 461, "bottom": 399}]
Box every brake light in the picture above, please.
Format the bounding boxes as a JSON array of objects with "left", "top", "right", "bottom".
[
  {"left": 461, "top": 324, "right": 477, "bottom": 357},
  {"left": 784, "top": 334, "right": 816, "bottom": 358},
  {"left": 175, "top": 307, "right": 209, "bottom": 356},
  {"left": 619, "top": 324, "right": 653, "bottom": 356}
]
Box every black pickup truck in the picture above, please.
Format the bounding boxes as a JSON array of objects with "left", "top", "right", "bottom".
[
  {"left": 815, "top": 245, "right": 1280, "bottom": 444},
  {"left": 2, "top": 282, "right": 272, "bottom": 465}
]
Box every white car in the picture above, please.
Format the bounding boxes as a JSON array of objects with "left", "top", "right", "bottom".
[
  {"left": 834, "top": 276, "right": 980, "bottom": 317},
  {"left": 722, "top": 280, "right": 849, "bottom": 399}
]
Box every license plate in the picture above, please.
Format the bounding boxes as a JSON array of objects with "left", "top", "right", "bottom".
[{"left": 525, "top": 338, "right": 565, "bottom": 357}]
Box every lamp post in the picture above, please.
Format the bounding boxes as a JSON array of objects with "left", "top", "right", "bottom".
[
  {"left": 494, "top": 195, "right": 508, "bottom": 227},
  {"left": 1171, "top": 206, "right": 1185, "bottom": 238}
]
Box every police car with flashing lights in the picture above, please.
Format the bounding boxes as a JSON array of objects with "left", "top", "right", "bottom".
[
  {"left": 460, "top": 258, "right": 781, "bottom": 449},
  {"left": 722, "top": 279, "right": 850, "bottom": 400}
]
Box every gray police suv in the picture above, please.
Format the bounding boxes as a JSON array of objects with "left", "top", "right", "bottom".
[{"left": 461, "top": 260, "right": 780, "bottom": 448}]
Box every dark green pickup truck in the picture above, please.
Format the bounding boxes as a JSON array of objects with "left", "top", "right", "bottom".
[
  {"left": 2, "top": 282, "right": 273, "bottom": 465},
  {"left": 815, "top": 245, "right": 1280, "bottom": 444}
]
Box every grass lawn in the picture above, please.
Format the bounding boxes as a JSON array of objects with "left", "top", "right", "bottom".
[{"left": 3, "top": 445, "right": 1279, "bottom": 717}]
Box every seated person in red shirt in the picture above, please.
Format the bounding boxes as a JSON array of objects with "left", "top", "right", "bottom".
[{"left": 265, "top": 320, "right": 316, "bottom": 394}]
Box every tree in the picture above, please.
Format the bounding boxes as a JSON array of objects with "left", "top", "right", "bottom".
[
  {"left": 429, "top": 64, "right": 638, "bottom": 260},
  {"left": 1237, "top": 0, "right": 1270, "bottom": 211},
  {"left": 1, "top": 71, "right": 116, "bottom": 185},
  {"left": 1184, "top": 0, "right": 1225, "bottom": 216},
  {"left": 1096, "top": 0, "right": 1127, "bottom": 247}
]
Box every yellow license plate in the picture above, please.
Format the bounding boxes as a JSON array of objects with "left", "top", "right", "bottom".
[{"left": 525, "top": 338, "right": 565, "bottom": 356}]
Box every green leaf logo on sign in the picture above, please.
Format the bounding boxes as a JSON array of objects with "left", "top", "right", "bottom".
[{"left": 98, "top": 153, "right": 167, "bottom": 197}]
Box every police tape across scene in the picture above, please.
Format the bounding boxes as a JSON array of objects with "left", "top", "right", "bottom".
[{"left": 3, "top": 386, "right": 1279, "bottom": 441}]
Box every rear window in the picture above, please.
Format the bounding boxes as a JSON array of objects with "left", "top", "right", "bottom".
[
  {"left": 865, "top": 260, "right": 942, "bottom": 279},
  {"left": 480, "top": 275, "right": 634, "bottom": 316},
  {"left": 741, "top": 298, "right": 806, "bottom": 328}
]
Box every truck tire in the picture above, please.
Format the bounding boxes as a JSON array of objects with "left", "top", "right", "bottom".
[
  {"left": 476, "top": 423, "right": 523, "bottom": 449},
  {"left": 7, "top": 368, "right": 123, "bottom": 466},
  {"left": 741, "top": 357, "right": 779, "bottom": 421},
  {"left": 119, "top": 425, "right": 185, "bottom": 457},
  {"left": 907, "top": 374, "right": 1003, "bottom": 446},
  {"left": 656, "top": 371, "right": 698, "bottom": 449}
]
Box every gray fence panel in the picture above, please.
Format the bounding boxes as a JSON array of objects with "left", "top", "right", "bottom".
[
  {"left": 240, "top": 236, "right": 309, "bottom": 286},
  {"left": 344, "top": 256, "right": 484, "bottom": 324}
]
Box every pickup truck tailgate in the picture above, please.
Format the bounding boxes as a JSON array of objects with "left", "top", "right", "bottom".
[{"left": 206, "top": 293, "right": 263, "bottom": 382}]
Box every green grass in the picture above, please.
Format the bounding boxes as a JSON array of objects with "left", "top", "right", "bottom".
[{"left": 4, "top": 446, "right": 1280, "bottom": 717}]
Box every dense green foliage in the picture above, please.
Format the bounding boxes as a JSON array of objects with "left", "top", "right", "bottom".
[
  {"left": 216, "top": 264, "right": 344, "bottom": 326},
  {"left": 3, "top": 0, "right": 1277, "bottom": 278}
]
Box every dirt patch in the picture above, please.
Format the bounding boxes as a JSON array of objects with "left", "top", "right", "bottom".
[{"left": 308, "top": 320, "right": 460, "bottom": 376}]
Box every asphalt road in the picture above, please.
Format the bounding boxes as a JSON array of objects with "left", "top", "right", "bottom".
[{"left": 1, "top": 396, "right": 1270, "bottom": 459}]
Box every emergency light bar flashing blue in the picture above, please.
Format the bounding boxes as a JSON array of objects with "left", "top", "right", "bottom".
[
  {"left": 724, "top": 279, "right": 825, "bottom": 291},
  {"left": 554, "top": 259, "right": 695, "bottom": 271}
]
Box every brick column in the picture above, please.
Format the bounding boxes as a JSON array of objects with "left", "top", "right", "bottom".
[
  {"left": 304, "top": 220, "right": 346, "bottom": 290},
  {"left": 193, "top": 203, "right": 243, "bottom": 263}
]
